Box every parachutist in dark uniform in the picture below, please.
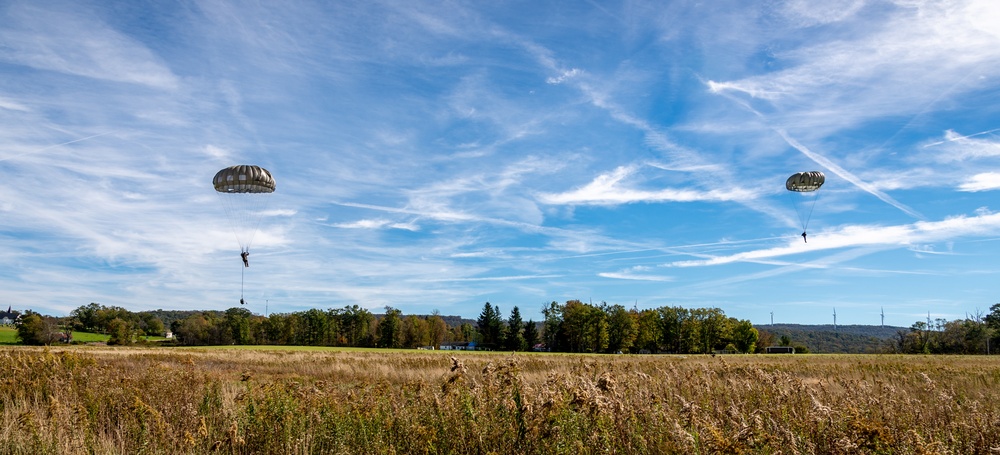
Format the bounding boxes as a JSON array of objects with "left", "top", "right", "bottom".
[
  {"left": 241, "top": 251, "right": 249, "bottom": 267},
  {"left": 801, "top": 231, "right": 807, "bottom": 243},
  {"left": 240, "top": 298, "right": 246, "bottom": 305}
]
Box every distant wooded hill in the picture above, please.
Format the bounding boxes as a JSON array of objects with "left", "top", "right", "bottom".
[{"left": 760, "top": 324, "right": 906, "bottom": 354}]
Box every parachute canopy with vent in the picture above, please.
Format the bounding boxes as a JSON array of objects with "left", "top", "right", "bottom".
[
  {"left": 213, "top": 165, "right": 276, "bottom": 252},
  {"left": 214, "top": 165, "right": 276, "bottom": 193},
  {"left": 785, "top": 171, "right": 825, "bottom": 193}
]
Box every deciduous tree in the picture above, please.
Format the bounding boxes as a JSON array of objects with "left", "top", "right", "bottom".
[{"left": 15, "top": 310, "right": 61, "bottom": 345}]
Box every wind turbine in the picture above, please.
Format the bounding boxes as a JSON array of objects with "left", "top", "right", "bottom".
[
  {"left": 881, "top": 307, "right": 885, "bottom": 328},
  {"left": 833, "top": 308, "right": 837, "bottom": 331}
]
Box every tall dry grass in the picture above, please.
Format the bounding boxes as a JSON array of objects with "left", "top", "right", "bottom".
[{"left": 1, "top": 347, "right": 999, "bottom": 454}]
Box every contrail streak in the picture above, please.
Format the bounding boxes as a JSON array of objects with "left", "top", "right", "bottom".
[
  {"left": 923, "top": 127, "right": 1000, "bottom": 147},
  {"left": 0, "top": 132, "right": 115, "bottom": 162},
  {"left": 776, "top": 129, "right": 925, "bottom": 220},
  {"left": 708, "top": 82, "right": 925, "bottom": 221}
]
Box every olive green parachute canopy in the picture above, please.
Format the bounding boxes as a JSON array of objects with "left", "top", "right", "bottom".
[
  {"left": 213, "top": 165, "right": 276, "bottom": 252},
  {"left": 213, "top": 165, "right": 276, "bottom": 193},
  {"left": 785, "top": 171, "right": 825, "bottom": 193}
]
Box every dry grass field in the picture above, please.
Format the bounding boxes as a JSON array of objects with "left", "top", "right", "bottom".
[{"left": 2, "top": 346, "right": 999, "bottom": 454}]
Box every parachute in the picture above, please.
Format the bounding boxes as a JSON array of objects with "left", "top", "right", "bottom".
[
  {"left": 785, "top": 171, "right": 825, "bottom": 193},
  {"left": 785, "top": 171, "right": 825, "bottom": 242},
  {"left": 214, "top": 165, "right": 275, "bottom": 303}
]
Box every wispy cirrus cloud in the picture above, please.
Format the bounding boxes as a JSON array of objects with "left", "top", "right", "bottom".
[
  {"left": 707, "top": 2, "right": 1000, "bottom": 128},
  {"left": 537, "top": 165, "right": 757, "bottom": 205},
  {"left": 669, "top": 211, "right": 1000, "bottom": 268},
  {"left": 0, "top": 3, "right": 179, "bottom": 90},
  {"left": 333, "top": 218, "right": 420, "bottom": 231},
  {"left": 598, "top": 266, "right": 674, "bottom": 282},
  {"left": 924, "top": 129, "right": 1000, "bottom": 162}
]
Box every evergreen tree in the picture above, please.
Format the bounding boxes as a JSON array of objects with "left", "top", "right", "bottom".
[
  {"left": 523, "top": 319, "right": 538, "bottom": 351},
  {"left": 476, "top": 302, "right": 503, "bottom": 348},
  {"left": 504, "top": 306, "right": 525, "bottom": 351}
]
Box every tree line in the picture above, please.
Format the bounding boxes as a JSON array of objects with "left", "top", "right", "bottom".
[
  {"left": 888, "top": 304, "right": 1000, "bottom": 354},
  {"left": 17, "top": 301, "right": 1000, "bottom": 354},
  {"left": 14, "top": 300, "right": 760, "bottom": 354}
]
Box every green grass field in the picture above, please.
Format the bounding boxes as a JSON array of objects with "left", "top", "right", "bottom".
[
  {"left": 70, "top": 331, "right": 110, "bottom": 343},
  {"left": 0, "top": 327, "right": 113, "bottom": 344},
  {"left": 0, "top": 326, "right": 16, "bottom": 344}
]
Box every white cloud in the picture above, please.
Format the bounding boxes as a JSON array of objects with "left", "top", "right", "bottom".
[
  {"left": 669, "top": 211, "right": 1000, "bottom": 267},
  {"left": 924, "top": 129, "right": 1000, "bottom": 162},
  {"left": 0, "top": 4, "right": 179, "bottom": 90},
  {"left": 781, "top": 0, "right": 866, "bottom": 27},
  {"left": 708, "top": 1, "right": 1000, "bottom": 135},
  {"left": 598, "top": 265, "right": 674, "bottom": 282},
  {"left": 0, "top": 97, "right": 30, "bottom": 112},
  {"left": 958, "top": 172, "right": 1000, "bottom": 192},
  {"left": 546, "top": 68, "right": 582, "bottom": 84},
  {"left": 408, "top": 274, "right": 563, "bottom": 283},
  {"left": 538, "top": 165, "right": 757, "bottom": 205},
  {"left": 334, "top": 219, "right": 394, "bottom": 230},
  {"left": 203, "top": 145, "right": 230, "bottom": 160}
]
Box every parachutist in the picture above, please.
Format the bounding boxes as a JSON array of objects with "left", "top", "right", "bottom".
[
  {"left": 786, "top": 171, "right": 824, "bottom": 246},
  {"left": 241, "top": 251, "right": 249, "bottom": 267},
  {"left": 240, "top": 298, "right": 246, "bottom": 305}
]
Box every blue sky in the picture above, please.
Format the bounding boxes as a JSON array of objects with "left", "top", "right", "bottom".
[{"left": 2, "top": 0, "right": 999, "bottom": 327}]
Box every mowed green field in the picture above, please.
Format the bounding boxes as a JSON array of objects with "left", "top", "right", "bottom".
[
  {"left": 3, "top": 345, "right": 1000, "bottom": 454},
  {"left": 0, "top": 327, "right": 113, "bottom": 344},
  {"left": 0, "top": 327, "right": 15, "bottom": 344}
]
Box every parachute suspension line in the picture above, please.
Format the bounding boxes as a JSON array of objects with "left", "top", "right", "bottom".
[
  {"left": 786, "top": 191, "right": 821, "bottom": 233},
  {"left": 241, "top": 263, "right": 245, "bottom": 300},
  {"left": 245, "top": 192, "right": 272, "bottom": 251},
  {"left": 216, "top": 191, "right": 272, "bottom": 253},
  {"left": 802, "top": 191, "right": 821, "bottom": 232}
]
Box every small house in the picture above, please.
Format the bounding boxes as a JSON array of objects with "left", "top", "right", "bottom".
[{"left": 0, "top": 309, "right": 19, "bottom": 326}]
